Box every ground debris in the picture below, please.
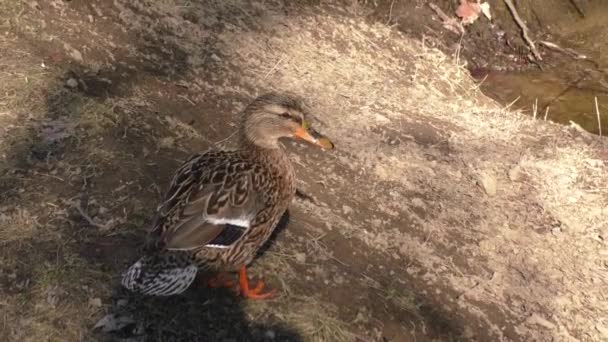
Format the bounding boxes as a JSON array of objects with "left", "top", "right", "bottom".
[
  {"left": 94, "top": 313, "right": 135, "bottom": 333},
  {"left": 39, "top": 118, "right": 73, "bottom": 145},
  {"left": 525, "top": 313, "right": 556, "bottom": 330},
  {"left": 477, "top": 170, "right": 497, "bottom": 196}
]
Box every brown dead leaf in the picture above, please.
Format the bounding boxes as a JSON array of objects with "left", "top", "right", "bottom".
[{"left": 456, "top": 0, "right": 481, "bottom": 25}]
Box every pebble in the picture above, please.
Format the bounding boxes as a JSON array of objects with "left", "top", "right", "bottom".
[
  {"left": 508, "top": 165, "right": 523, "bottom": 181},
  {"left": 264, "top": 330, "right": 276, "bottom": 339},
  {"left": 478, "top": 171, "right": 497, "bottom": 196},
  {"left": 66, "top": 78, "right": 78, "bottom": 88},
  {"left": 89, "top": 297, "right": 102, "bottom": 308},
  {"left": 294, "top": 252, "right": 307, "bottom": 263},
  {"left": 342, "top": 205, "right": 353, "bottom": 215}
]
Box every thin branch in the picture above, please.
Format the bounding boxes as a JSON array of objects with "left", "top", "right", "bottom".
[
  {"left": 263, "top": 56, "right": 285, "bottom": 80},
  {"left": 74, "top": 202, "right": 112, "bottom": 230},
  {"left": 386, "top": 0, "right": 396, "bottom": 25},
  {"left": 503, "top": 0, "right": 542, "bottom": 61},
  {"left": 538, "top": 41, "right": 588, "bottom": 60},
  {"left": 595, "top": 96, "right": 602, "bottom": 137},
  {"left": 428, "top": 3, "right": 465, "bottom": 35},
  {"left": 568, "top": 0, "right": 585, "bottom": 17}
]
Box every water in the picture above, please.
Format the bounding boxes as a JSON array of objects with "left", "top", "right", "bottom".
[
  {"left": 478, "top": 69, "right": 608, "bottom": 134},
  {"left": 475, "top": 2, "right": 608, "bottom": 135}
]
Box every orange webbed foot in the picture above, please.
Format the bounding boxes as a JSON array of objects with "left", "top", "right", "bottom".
[{"left": 238, "top": 267, "right": 277, "bottom": 300}]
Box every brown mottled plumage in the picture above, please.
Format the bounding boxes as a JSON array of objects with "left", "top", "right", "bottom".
[{"left": 121, "top": 93, "right": 333, "bottom": 299}]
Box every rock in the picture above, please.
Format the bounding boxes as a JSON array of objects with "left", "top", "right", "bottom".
[
  {"left": 525, "top": 313, "right": 555, "bottom": 330},
  {"left": 89, "top": 297, "right": 102, "bottom": 308},
  {"left": 599, "top": 227, "right": 608, "bottom": 241},
  {"left": 264, "top": 330, "right": 276, "bottom": 339},
  {"left": 411, "top": 197, "right": 426, "bottom": 209},
  {"left": 158, "top": 137, "right": 175, "bottom": 149},
  {"left": 26, "top": 1, "right": 41, "bottom": 10},
  {"left": 66, "top": 78, "right": 78, "bottom": 88},
  {"left": 353, "top": 310, "right": 367, "bottom": 324},
  {"left": 478, "top": 171, "right": 497, "bottom": 196},
  {"left": 63, "top": 43, "right": 84, "bottom": 63},
  {"left": 508, "top": 165, "right": 523, "bottom": 182},
  {"left": 342, "top": 205, "right": 353, "bottom": 215},
  {"left": 294, "top": 252, "right": 307, "bottom": 263},
  {"left": 94, "top": 314, "right": 135, "bottom": 333}
]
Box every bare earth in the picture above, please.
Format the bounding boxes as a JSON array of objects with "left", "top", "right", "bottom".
[{"left": 1, "top": 1, "right": 607, "bottom": 341}]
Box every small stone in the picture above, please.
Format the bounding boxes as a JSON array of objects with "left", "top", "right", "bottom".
[
  {"left": 89, "top": 297, "right": 102, "bottom": 307},
  {"left": 478, "top": 171, "right": 497, "bottom": 196},
  {"left": 264, "top": 330, "right": 276, "bottom": 339},
  {"left": 353, "top": 310, "right": 367, "bottom": 324},
  {"left": 116, "top": 299, "right": 128, "bottom": 307},
  {"left": 65, "top": 44, "right": 83, "bottom": 63},
  {"left": 411, "top": 197, "right": 426, "bottom": 209},
  {"left": 66, "top": 78, "right": 78, "bottom": 88},
  {"left": 142, "top": 146, "right": 150, "bottom": 157},
  {"left": 94, "top": 314, "right": 135, "bottom": 333},
  {"left": 508, "top": 165, "right": 523, "bottom": 182},
  {"left": 342, "top": 205, "right": 353, "bottom": 215},
  {"left": 158, "top": 137, "right": 175, "bottom": 149},
  {"left": 599, "top": 227, "right": 608, "bottom": 241},
  {"left": 294, "top": 252, "right": 307, "bottom": 263},
  {"left": 525, "top": 313, "right": 555, "bottom": 330},
  {"left": 26, "top": 1, "right": 41, "bottom": 10}
]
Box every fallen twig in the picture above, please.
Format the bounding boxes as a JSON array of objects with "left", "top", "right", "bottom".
[
  {"left": 594, "top": 96, "right": 602, "bottom": 137},
  {"left": 539, "top": 41, "right": 588, "bottom": 60},
  {"left": 263, "top": 56, "right": 285, "bottom": 80},
  {"left": 74, "top": 202, "right": 112, "bottom": 230},
  {"left": 428, "top": 3, "right": 465, "bottom": 35},
  {"left": 540, "top": 74, "right": 587, "bottom": 114},
  {"left": 386, "top": 0, "right": 396, "bottom": 25},
  {"left": 568, "top": 0, "right": 585, "bottom": 17},
  {"left": 177, "top": 94, "right": 196, "bottom": 105},
  {"left": 295, "top": 188, "right": 320, "bottom": 206},
  {"left": 503, "top": 0, "right": 542, "bottom": 61},
  {"left": 213, "top": 131, "right": 237, "bottom": 147}
]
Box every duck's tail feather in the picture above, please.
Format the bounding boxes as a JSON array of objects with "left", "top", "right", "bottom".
[{"left": 121, "top": 253, "right": 197, "bottom": 296}]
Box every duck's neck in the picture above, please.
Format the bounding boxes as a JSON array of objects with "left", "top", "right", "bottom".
[
  {"left": 239, "top": 134, "right": 288, "bottom": 164},
  {"left": 240, "top": 134, "right": 297, "bottom": 200}
]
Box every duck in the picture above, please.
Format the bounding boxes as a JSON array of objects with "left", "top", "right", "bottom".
[{"left": 121, "top": 92, "right": 334, "bottom": 299}]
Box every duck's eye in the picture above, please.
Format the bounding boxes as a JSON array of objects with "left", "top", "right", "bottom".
[{"left": 280, "top": 112, "right": 291, "bottom": 119}]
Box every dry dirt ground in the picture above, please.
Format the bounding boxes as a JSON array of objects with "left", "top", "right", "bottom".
[{"left": 1, "top": 1, "right": 607, "bottom": 341}]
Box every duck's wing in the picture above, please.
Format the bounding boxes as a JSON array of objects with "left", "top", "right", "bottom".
[{"left": 150, "top": 151, "right": 266, "bottom": 251}]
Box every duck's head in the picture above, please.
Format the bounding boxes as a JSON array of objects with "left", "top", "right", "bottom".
[{"left": 241, "top": 93, "right": 334, "bottom": 150}]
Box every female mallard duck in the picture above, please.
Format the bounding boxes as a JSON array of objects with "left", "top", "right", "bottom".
[{"left": 121, "top": 93, "right": 333, "bottom": 299}]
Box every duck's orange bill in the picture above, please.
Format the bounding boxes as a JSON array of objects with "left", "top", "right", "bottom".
[{"left": 294, "top": 127, "right": 334, "bottom": 150}]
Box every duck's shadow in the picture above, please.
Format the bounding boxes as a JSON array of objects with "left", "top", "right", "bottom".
[{"left": 101, "top": 210, "right": 299, "bottom": 341}]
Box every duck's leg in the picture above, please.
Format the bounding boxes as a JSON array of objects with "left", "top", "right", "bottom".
[{"left": 238, "top": 266, "right": 276, "bottom": 300}]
